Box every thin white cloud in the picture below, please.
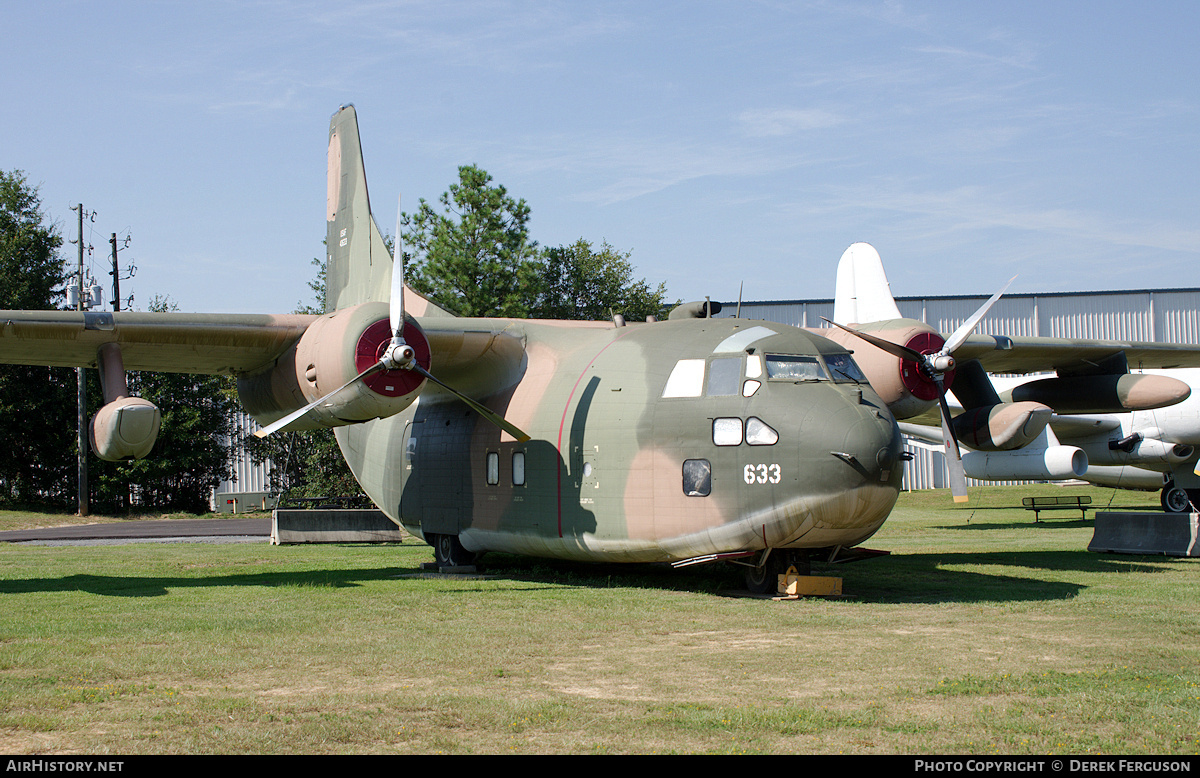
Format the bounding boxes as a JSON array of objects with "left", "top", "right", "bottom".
[{"left": 737, "top": 108, "right": 845, "bottom": 137}]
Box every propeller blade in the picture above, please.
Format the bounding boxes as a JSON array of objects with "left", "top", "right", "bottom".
[
  {"left": 413, "top": 363, "right": 531, "bottom": 443},
  {"left": 253, "top": 361, "right": 385, "bottom": 439},
  {"left": 936, "top": 379, "right": 969, "bottom": 503},
  {"left": 821, "top": 317, "right": 925, "bottom": 363},
  {"left": 942, "top": 276, "right": 1016, "bottom": 354},
  {"left": 390, "top": 195, "right": 405, "bottom": 339}
]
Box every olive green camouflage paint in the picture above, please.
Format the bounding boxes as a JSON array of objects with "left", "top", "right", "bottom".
[{"left": 337, "top": 316, "right": 903, "bottom": 563}]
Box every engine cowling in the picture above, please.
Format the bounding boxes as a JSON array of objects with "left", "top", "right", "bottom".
[
  {"left": 237, "top": 301, "right": 429, "bottom": 431},
  {"left": 821, "top": 319, "right": 953, "bottom": 420},
  {"left": 949, "top": 401, "right": 1052, "bottom": 452}
]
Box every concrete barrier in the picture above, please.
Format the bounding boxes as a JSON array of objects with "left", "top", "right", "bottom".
[
  {"left": 1088, "top": 512, "right": 1199, "bottom": 557},
  {"left": 271, "top": 509, "right": 406, "bottom": 544}
]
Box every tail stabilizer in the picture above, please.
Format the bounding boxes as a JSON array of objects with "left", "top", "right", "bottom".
[
  {"left": 832, "top": 243, "right": 903, "bottom": 325},
  {"left": 325, "top": 105, "right": 452, "bottom": 318}
]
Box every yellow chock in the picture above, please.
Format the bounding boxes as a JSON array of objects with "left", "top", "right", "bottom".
[{"left": 778, "top": 565, "right": 843, "bottom": 598}]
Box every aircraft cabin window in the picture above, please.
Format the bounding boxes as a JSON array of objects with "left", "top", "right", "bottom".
[
  {"left": 742, "top": 380, "right": 760, "bottom": 397},
  {"left": 746, "top": 417, "right": 779, "bottom": 446},
  {"left": 486, "top": 452, "right": 499, "bottom": 485},
  {"left": 712, "top": 417, "right": 743, "bottom": 446},
  {"left": 706, "top": 358, "right": 741, "bottom": 396},
  {"left": 512, "top": 452, "right": 526, "bottom": 486},
  {"left": 682, "top": 459, "right": 712, "bottom": 497},
  {"left": 824, "top": 353, "right": 868, "bottom": 383},
  {"left": 765, "top": 354, "right": 827, "bottom": 381}
]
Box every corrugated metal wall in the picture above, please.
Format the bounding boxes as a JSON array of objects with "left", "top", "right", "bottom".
[
  {"left": 214, "top": 412, "right": 272, "bottom": 497},
  {"left": 725, "top": 288, "right": 1200, "bottom": 491}
]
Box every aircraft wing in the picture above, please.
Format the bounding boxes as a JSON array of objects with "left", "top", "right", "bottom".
[
  {"left": 0, "top": 310, "right": 317, "bottom": 374},
  {"left": 954, "top": 334, "right": 1200, "bottom": 374},
  {"left": 0, "top": 309, "right": 532, "bottom": 385}
]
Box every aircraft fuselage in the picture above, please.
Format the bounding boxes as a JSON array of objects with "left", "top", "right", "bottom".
[{"left": 338, "top": 316, "right": 904, "bottom": 564}]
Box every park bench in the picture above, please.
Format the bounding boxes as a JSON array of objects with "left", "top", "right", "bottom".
[{"left": 1021, "top": 495, "right": 1092, "bottom": 522}]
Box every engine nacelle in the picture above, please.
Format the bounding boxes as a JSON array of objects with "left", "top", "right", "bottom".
[
  {"left": 1004, "top": 373, "right": 1191, "bottom": 413},
  {"left": 962, "top": 446, "right": 1088, "bottom": 481},
  {"left": 821, "top": 319, "right": 952, "bottom": 420},
  {"left": 949, "top": 401, "right": 1052, "bottom": 452},
  {"left": 89, "top": 396, "right": 162, "bottom": 461},
  {"left": 238, "top": 301, "right": 429, "bottom": 431}
]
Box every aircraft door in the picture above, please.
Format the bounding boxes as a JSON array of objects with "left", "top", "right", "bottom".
[{"left": 400, "top": 405, "right": 471, "bottom": 536}]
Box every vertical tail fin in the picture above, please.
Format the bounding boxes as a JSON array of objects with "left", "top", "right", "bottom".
[
  {"left": 325, "top": 105, "right": 392, "bottom": 313},
  {"left": 324, "top": 104, "right": 454, "bottom": 318},
  {"left": 832, "top": 243, "right": 904, "bottom": 325}
]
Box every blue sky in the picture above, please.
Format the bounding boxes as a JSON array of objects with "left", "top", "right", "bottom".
[{"left": 3, "top": 1, "right": 1197, "bottom": 314}]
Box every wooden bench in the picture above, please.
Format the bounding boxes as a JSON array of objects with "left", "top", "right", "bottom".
[{"left": 1021, "top": 495, "right": 1092, "bottom": 522}]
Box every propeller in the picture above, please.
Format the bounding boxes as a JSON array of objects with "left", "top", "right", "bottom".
[
  {"left": 255, "top": 197, "right": 531, "bottom": 443},
  {"left": 823, "top": 276, "right": 1015, "bottom": 503}
]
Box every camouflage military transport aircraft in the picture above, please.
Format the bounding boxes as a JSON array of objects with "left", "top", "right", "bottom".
[{"left": 4, "top": 106, "right": 1200, "bottom": 593}]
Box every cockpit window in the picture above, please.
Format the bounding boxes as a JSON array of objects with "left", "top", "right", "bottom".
[
  {"left": 706, "top": 358, "right": 742, "bottom": 396},
  {"left": 765, "top": 354, "right": 827, "bottom": 381},
  {"left": 824, "top": 353, "right": 868, "bottom": 383}
]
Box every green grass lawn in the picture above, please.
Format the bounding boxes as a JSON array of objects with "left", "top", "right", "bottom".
[{"left": 0, "top": 484, "right": 1195, "bottom": 754}]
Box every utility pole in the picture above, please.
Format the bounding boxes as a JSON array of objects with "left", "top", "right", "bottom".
[
  {"left": 110, "top": 234, "right": 121, "bottom": 312},
  {"left": 108, "top": 232, "right": 134, "bottom": 312},
  {"left": 72, "top": 205, "right": 88, "bottom": 517}
]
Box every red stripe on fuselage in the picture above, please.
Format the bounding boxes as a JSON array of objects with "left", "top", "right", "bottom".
[{"left": 556, "top": 328, "right": 640, "bottom": 537}]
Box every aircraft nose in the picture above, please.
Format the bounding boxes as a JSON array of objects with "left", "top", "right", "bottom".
[
  {"left": 840, "top": 410, "right": 902, "bottom": 482},
  {"left": 796, "top": 387, "right": 900, "bottom": 478}
]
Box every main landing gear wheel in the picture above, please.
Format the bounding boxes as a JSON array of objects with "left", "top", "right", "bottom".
[
  {"left": 431, "top": 533, "right": 476, "bottom": 569},
  {"left": 744, "top": 551, "right": 807, "bottom": 595},
  {"left": 1161, "top": 482, "right": 1192, "bottom": 513}
]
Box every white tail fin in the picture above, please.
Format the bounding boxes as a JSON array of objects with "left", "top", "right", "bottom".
[{"left": 832, "top": 243, "right": 903, "bottom": 325}]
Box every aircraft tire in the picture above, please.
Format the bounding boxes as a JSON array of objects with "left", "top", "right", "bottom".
[
  {"left": 744, "top": 552, "right": 790, "bottom": 595},
  {"left": 1161, "top": 483, "right": 1192, "bottom": 513},
  {"left": 432, "top": 533, "right": 476, "bottom": 568}
]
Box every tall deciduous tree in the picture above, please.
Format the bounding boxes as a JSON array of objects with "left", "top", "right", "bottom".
[
  {"left": 400, "top": 165, "right": 540, "bottom": 318},
  {"left": 0, "top": 170, "right": 74, "bottom": 506},
  {"left": 534, "top": 239, "right": 671, "bottom": 322}
]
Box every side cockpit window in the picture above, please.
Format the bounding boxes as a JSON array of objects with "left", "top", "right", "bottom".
[
  {"left": 713, "top": 416, "right": 778, "bottom": 446},
  {"left": 712, "top": 418, "right": 743, "bottom": 446},
  {"left": 746, "top": 417, "right": 779, "bottom": 446}
]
